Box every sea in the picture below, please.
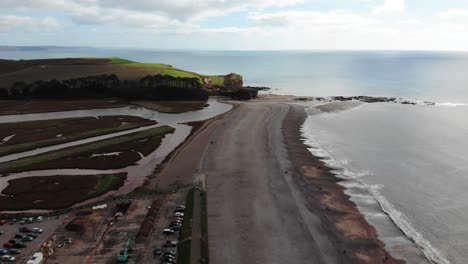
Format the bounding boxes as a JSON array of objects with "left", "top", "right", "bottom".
[{"left": 2, "top": 48, "right": 468, "bottom": 264}]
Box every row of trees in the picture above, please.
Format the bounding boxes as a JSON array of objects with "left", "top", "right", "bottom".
[{"left": 0, "top": 74, "right": 209, "bottom": 101}]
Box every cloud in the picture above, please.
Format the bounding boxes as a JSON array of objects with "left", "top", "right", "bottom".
[
  {"left": 438, "top": 9, "right": 468, "bottom": 20},
  {"left": 0, "top": 15, "right": 60, "bottom": 32},
  {"left": 372, "top": 0, "right": 405, "bottom": 15}
]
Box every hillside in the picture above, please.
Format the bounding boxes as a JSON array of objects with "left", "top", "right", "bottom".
[{"left": 0, "top": 57, "right": 241, "bottom": 90}]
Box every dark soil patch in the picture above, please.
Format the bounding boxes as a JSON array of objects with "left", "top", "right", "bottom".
[
  {"left": 0, "top": 100, "right": 127, "bottom": 115},
  {"left": 0, "top": 126, "right": 174, "bottom": 174},
  {"left": 135, "top": 199, "right": 163, "bottom": 244},
  {"left": 0, "top": 173, "right": 126, "bottom": 210},
  {"left": 0, "top": 115, "right": 156, "bottom": 156}
]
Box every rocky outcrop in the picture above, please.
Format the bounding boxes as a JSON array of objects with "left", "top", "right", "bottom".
[
  {"left": 223, "top": 73, "right": 243, "bottom": 89},
  {"left": 301, "top": 96, "right": 436, "bottom": 106}
]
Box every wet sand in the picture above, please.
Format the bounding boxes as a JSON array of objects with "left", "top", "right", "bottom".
[{"left": 158, "top": 101, "right": 404, "bottom": 263}]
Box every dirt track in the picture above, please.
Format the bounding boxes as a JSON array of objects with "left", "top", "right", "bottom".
[{"left": 202, "top": 103, "right": 339, "bottom": 264}]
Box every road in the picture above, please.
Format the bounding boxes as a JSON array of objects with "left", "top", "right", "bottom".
[{"left": 202, "top": 102, "right": 338, "bottom": 264}]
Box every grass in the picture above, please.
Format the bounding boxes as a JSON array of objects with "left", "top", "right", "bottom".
[
  {"left": 132, "top": 101, "right": 208, "bottom": 114},
  {"left": 0, "top": 122, "right": 153, "bottom": 157},
  {"left": 201, "top": 192, "right": 209, "bottom": 262},
  {"left": 0, "top": 173, "right": 127, "bottom": 210},
  {"left": 177, "top": 240, "right": 191, "bottom": 264},
  {"left": 109, "top": 57, "right": 224, "bottom": 85},
  {"left": 0, "top": 126, "right": 174, "bottom": 175},
  {"left": 179, "top": 188, "right": 195, "bottom": 240},
  {"left": 209, "top": 75, "right": 225, "bottom": 87},
  {"left": 177, "top": 188, "right": 195, "bottom": 264},
  {"left": 94, "top": 174, "right": 125, "bottom": 195}
]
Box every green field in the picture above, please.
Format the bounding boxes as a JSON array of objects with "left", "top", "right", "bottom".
[{"left": 110, "top": 57, "right": 224, "bottom": 85}]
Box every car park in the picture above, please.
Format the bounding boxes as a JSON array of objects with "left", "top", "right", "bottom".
[{"left": 1, "top": 255, "right": 15, "bottom": 261}]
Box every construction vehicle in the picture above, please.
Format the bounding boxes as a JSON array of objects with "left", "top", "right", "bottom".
[{"left": 116, "top": 239, "right": 132, "bottom": 262}]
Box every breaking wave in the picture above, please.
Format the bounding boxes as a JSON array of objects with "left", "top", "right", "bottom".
[{"left": 301, "top": 118, "right": 452, "bottom": 264}]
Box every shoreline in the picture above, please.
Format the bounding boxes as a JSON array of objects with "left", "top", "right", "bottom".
[{"left": 283, "top": 104, "right": 404, "bottom": 263}]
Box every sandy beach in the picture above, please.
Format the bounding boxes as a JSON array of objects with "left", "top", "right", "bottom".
[{"left": 155, "top": 100, "right": 403, "bottom": 264}]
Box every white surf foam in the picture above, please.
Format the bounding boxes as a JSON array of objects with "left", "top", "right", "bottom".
[{"left": 301, "top": 117, "right": 452, "bottom": 264}]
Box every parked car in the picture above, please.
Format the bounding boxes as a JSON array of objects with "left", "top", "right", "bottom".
[
  {"left": 27, "top": 233, "right": 38, "bottom": 238},
  {"left": 32, "top": 228, "right": 43, "bottom": 233},
  {"left": 164, "top": 250, "right": 176, "bottom": 257},
  {"left": 174, "top": 208, "right": 185, "bottom": 213},
  {"left": 175, "top": 205, "right": 185, "bottom": 210},
  {"left": 174, "top": 212, "right": 184, "bottom": 217},
  {"left": 14, "top": 233, "right": 24, "bottom": 238},
  {"left": 172, "top": 217, "right": 184, "bottom": 221},
  {"left": 9, "top": 219, "right": 16, "bottom": 225},
  {"left": 170, "top": 226, "right": 181, "bottom": 232},
  {"left": 163, "top": 229, "right": 175, "bottom": 235},
  {"left": 163, "top": 241, "right": 177, "bottom": 248},
  {"left": 22, "top": 236, "right": 33, "bottom": 241},
  {"left": 0, "top": 220, "right": 7, "bottom": 225},
  {"left": 8, "top": 239, "right": 18, "bottom": 244},
  {"left": 9, "top": 249, "right": 20, "bottom": 254},
  {"left": 0, "top": 231, "right": 3, "bottom": 235},
  {"left": 1, "top": 255, "right": 15, "bottom": 261},
  {"left": 27, "top": 217, "right": 34, "bottom": 224},
  {"left": 36, "top": 216, "right": 43, "bottom": 222},
  {"left": 19, "top": 227, "right": 32, "bottom": 233},
  {"left": 2, "top": 243, "right": 13, "bottom": 248},
  {"left": 162, "top": 256, "right": 176, "bottom": 263},
  {"left": 13, "top": 242, "right": 25, "bottom": 248},
  {"left": 0, "top": 248, "right": 8, "bottom": 255},
  {"left": 153, "top": 247, "right": 162, "bottom": 256},
  {"left": 19, "top": 218, "right": 27, "bottom": 225}
]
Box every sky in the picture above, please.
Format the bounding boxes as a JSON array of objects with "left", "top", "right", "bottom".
[{"left": 1, "top": 0, "right": 468, "bottom": 50}]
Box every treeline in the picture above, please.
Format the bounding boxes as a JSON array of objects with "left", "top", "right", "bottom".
[{"left": 0, "top": 74, "right": 208, "bottom": 101}]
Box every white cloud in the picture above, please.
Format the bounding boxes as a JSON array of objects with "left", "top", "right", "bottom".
[
  {"left": 439, "top": 9, "right": 468, "bottom": 20},
  {"left": 372, "top": 0, "right": 405, "bottom": 15},
  {"left": 0, "top": 15, "right": 60, "bottom": 32}
]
